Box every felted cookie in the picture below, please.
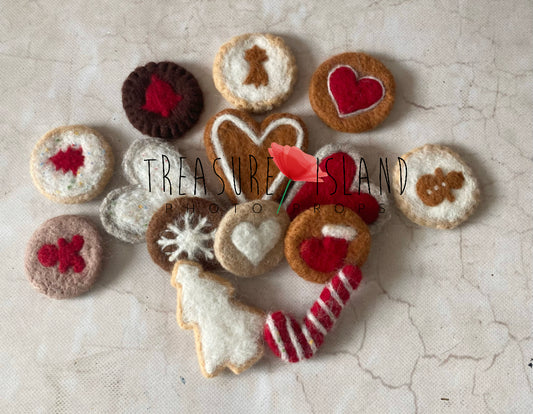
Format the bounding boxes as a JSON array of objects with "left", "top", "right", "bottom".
[
  {"left": 122, "top": 61, "right": 203, "bottom": 139},
  {"left": 204, "top": 108, "right": 308, "bottom": 203},
  {"left": 30, "top": 125, "right": 114, "bottom": 204},
  {"left": 285, "top": 205, "right": 371, "bottom": 284},
  {"left": 172, "top": 261, "right": 265, "bottom": 378},
  {"left": 214, "top": 200, "right": 290, "bottom": 277},
  {"left": 393, "top": 144, "right": 480, "bottom": 229},
  {"left": 213, "top": 33, "right": 297, "bottom": 113},
  {"left": 146, "top": 197, "right": 224, "bottom": 272},
  {"left": 309, "top": 52, "right": 395, "bottom": 133},
  {"left": 100, "top": 137, "right": 212, "bottom": 243},
  {"left": 282, "top": 143, "right": 390, "bottom": 234},
  {"left": 25, "top": 215, "right": 103, "bottom": 299}
]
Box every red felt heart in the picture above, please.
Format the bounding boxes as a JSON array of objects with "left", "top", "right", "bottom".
[
  {"left": 299, "top": 236, "right": 348, "bottom": 273},
  {"left": 287, "top": 152, "right": 380, "bottom": 222},
  {"left": 328, "top": 65, "right": 384, "bottom": 116}
]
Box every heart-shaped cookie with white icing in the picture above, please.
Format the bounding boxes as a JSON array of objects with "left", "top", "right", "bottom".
[{"left": 204, "top": 109, "right": 308, "bottom": 203}]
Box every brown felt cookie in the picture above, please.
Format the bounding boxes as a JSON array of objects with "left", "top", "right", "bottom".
[
  {"left": 30, "top": 125, "right": 114, "bottom": 204},
  {"left": 309, "top": 52, "right": 395, "bottom": 133},
  {"left": 204, "top": 108, "right": 308, "bottom": 203},
  {"left": 285, "top": 205, "right": 371, "bottom": 284},
  {"left": 122, "top": 61, "right": 203, "bottom": 139},
  {"left": 146, "top": 197, "right": 225, "bottom": 272},
  {"left": 393, "top": 144, "right": 480, "bottom": 229},
  {"left": 213, "top": 33, "right": 297, "bottom": 113},
  {"left": 214, "top": 200, "right": 290, "bottom": 277},
  {"left": 25, "top": 215, "right": 103, "bottom": 299}
]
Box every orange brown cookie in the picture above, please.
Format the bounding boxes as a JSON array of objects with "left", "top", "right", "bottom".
[
  {"left": 285, "top": 205, "right": 371, "bottom": 284},
  {"left": 146, "top": 197, "right": 224, "bottom": 272},
  {"left": 204, "top": 108, "right": 308, "bottom": 203},
  {"left": 309, "top": 52, "right": 395, "bottom": 133}
]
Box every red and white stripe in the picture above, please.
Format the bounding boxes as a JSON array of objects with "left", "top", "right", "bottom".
[{"left": 264, "top": 264, "right": 363, "bottom": 363}]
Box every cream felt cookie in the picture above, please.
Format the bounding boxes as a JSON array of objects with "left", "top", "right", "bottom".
[
  {"left": 214, "top": 200, "right": 290, "bottom": 277},
  {"left": 146, "top": 197, "right": 224, "bottom": 272},
  {"left": 99, "top": 137, "right": 212, "bottom": 243},
  {"left": 171, "top": 261, "right": 265, "bottom": 378},
  {"left": 25, "top": 215, "right": 103, "bottom": 299},
  {"left": 204, "top": 108, "right": 308, "bottom": 204},
  {"left": 393, "top": 144, "right": 480, "bottom": 229},
  {"left": 309, "top": 52, "right": 395, "bottom": 133},
  {"left": 282, "top": 143, "right": 390, "bottom": 235},
  {"left": 30, "top": 125, "right": 114, "bottom": 204},
  {"left": 213, "top": 33, "right": 297, "bottom": 113}
]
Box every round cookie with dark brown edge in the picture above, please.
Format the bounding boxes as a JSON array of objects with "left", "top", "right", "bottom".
[
  {"left": 25, "top": 215, "right": 103, "bottom": 299},
  {"left": 285, "top": 205, "right": 371, "bottom": 284},
  {"left": 392, "top": 144, "right": 480, "bottom": 229},
  {"left": 146, "top": 197, "right": 225, "bottom": 272},
  {"left": 309, "top": 52, "right": 395, "bottom": 133},
  {"left": 214, "top": 200, "right": 290, "bottom": 277},
  {"left": 122, "top": 61, "right": 204, "bottom": 139}
]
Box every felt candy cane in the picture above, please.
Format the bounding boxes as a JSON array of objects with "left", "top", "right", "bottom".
[{"left": 264, "top": 264, "right": 362, "bottom": 362}]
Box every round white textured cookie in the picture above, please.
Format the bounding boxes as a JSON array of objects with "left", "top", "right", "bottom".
[{"left": 213, "top": 33, "right": 297, "bottom": 113}]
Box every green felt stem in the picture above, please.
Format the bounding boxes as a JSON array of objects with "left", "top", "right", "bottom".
[{"left": 277, "top": 179, "right": 292, "bottom": 215}]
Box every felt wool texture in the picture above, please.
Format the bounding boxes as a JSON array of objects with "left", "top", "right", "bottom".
[
  {"left": 282, "top": 143, "right": 391, "bottom": 235},
  {"left": 214, "top": 200, "right": 290, "bottom": 277},
  {"left": 24, "top": 215, "right": 103, "bottom": 299},
  {"left": 285, "top": 205, "right": 371, "bottom": 284},
  {"left": 264, "top": 264, "right": 362, "bottom": 362},
  {"left": 99, "top": 137, "right": 211, "bottom": 243},
  {"left": 146, "top": 197, "right": 224, "bottom": 272},
  {"left": 393, "top": 144, "right": 480, "bottom": 229},
  {"left": 213, "top": 33, "right": 297, "bottom": 113},
  {"left": 171, "top": 261, "right": 265, "bottom": 378},
  {"left": 122, "top": 61, "right": 203, "bottom": 139},
  {"left": 204, "top": 108, "right": 308, "bottom": 204},
  {"left": 30, "top": 125, "right": 114, "bottom": 204},
  {"left": 309, "top": 52, "right": 395, "bottom": 133}
]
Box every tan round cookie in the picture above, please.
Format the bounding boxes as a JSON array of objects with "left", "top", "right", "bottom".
[
  {"left": 146, "top": 197, "right": 225, "bottom": 272},
  {"left": 30, "top": 125, "right": 114, "bottom": 204},
  {"left": 309, "top": 52, "right": 395, "bottom": 133},
  {"left": 213, "top": 33, "right": 297, "bottom": 113},
  {"left": 285, "top": 205, "right": 371, "bottom": 284},
  {"left": 214, "top": 200, "right": 290, "bottom": 277},
  {"left": 393, "top": 144, "right": 480, "bottom": 229},
  {"left": 25, "top": 215, "right": 103, "bottom": 299}
]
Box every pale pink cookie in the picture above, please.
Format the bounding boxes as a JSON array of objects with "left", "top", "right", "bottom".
[
  {"left": 30, "top": 125, "right": 114, "bottom": 204},
  {"left": 25, "top": 215, "right": 103, "bottom": 299}
]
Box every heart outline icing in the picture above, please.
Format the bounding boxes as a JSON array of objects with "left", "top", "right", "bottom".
[
  {"left": 230, "top": 219, "right": 282, "bottom": 265},
  {"left": 209, "top": 113, "right": 306, "bottom": 203},
  {"left": 327, "top": 65, "right": 385, "bottom": 118}
]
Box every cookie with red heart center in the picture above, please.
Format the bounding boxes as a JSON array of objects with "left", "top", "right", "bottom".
[
  {"left": 204, "top": 108, "right": 308, "bottom": 203},
  {"left": 285, "top": 205, "right": 371, "bottom": 283},
  {"left": 309, "top": 53, "right": 395, "bottom": 133}
]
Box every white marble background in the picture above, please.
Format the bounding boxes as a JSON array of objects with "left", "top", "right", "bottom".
[{"left": 1, "top": 0, "right": 532, "bottom": 412}]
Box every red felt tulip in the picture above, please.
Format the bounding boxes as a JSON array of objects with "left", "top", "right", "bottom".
[{"left": 268, "top": 143, "right": 327, "bottom": 213}]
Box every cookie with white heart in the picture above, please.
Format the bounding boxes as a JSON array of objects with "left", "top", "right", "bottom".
[
  {"left": 100, "top": 137, "right": 212, "bottom": 243},
  {"left": 393, "top": 144, "right": 480, "bottom": 229},
  {"left": 309, "top": 52, "right": 395, "bottom": 133},
  {"left": 213, "top": 33, "right": 297, "bottom": 113},
  {"left": 214, "top": 200, "right": 290, "bottom": 277},
  {"left": 146, "top": 197, "right": 225, "bottom": 272},
  {"left": 204, "top": 108, "right": 308, "bottom": 203},
  {"left": 30, "top": 125, "right": 114, "bottom": 204},
  {"left": 285, "top": 205, "right": 371, "bottom": 284}
]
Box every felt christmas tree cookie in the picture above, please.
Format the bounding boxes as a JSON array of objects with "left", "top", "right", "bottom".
[
  {"left": 310, "top": 52, "right": 395, "bottom": 133},
  {"left": 213, "top": 33, "right": 297, "bottom": 113},
  {"left": 30, "top": 125, "right": 114, "bottom": 204}
]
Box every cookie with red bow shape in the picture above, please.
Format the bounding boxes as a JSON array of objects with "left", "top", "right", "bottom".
[
  {"left": 204, "top": 108, "right": 308, "bottom": 203},
  {"left": 310, "top": 52, "right": 395, "bottom": 133},
  {"left": 282, "top": 143, "right": 390, "bottom": 234},
  {"left": 285, "top": 205, "right": 371, "bottom": 284}
]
